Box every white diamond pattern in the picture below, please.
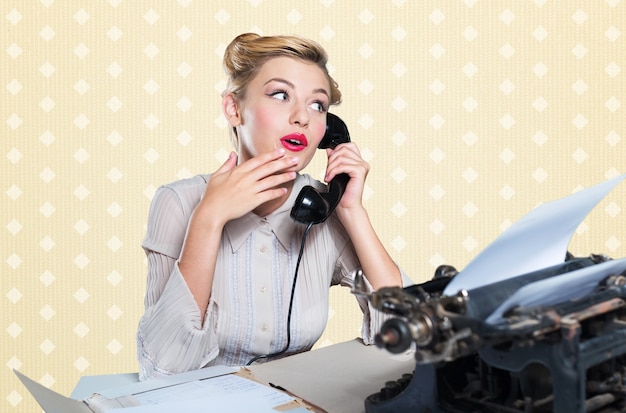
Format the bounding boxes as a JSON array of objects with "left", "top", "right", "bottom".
[{"left": 3, "top": 3, "right": 626, "bottom": 411}]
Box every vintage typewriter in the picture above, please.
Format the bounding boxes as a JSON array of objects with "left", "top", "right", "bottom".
[{"left": 358, "top": 175, "right": 626, "bottom": 413}]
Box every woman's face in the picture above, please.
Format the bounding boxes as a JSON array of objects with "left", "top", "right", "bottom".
[{"left": 226, "top": 56, "right": 331, "bottom": 172}]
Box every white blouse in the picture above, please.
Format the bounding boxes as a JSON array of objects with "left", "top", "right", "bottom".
[{"left": 136, "top": 173, "right": 406, "bottom": 380}]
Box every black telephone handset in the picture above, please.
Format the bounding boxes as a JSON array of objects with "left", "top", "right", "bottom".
[{"left": 290, "top": 113, "right": 351, "bottom": 224}]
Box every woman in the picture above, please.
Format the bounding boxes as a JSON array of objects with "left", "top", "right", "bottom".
[{"left": 137, "top": 33, "right": 407, "bottom": 380}]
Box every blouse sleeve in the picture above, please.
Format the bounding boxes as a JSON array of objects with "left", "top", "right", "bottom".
[
  {"left": 333, "top": 240, "right": 413, "bottom": 345},
  {"left": 136, "top": 186, "right": 219, "bottom": 381}
]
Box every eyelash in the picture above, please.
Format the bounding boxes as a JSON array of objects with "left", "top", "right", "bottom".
[
  {"left": 269, "top": 89, "right": 289, "bottom": 101},
  {"left": 268, "top": 90, "right": 328, "bottom": 113}
]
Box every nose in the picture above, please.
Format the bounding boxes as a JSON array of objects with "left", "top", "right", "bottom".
[{"left": 290, "top": 104, "right": 309, "bottom": 128}]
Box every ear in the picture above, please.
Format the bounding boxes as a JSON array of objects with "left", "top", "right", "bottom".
[{"left": 222, "top": 93, "right": 242, "bottom": 127}]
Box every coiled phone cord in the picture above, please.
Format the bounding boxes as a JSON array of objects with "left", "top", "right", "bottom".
[{"left": 245, "top": 221, "right": 314, "bottom": 366}]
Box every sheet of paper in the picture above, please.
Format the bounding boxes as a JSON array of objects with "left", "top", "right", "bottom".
[
  {"left": 486, "top": 257, "right": 626, "bottom": 324},
  {"left": 97, "top": 365, "right": 238, "bottom": 399},
  {"left": 109, "top": 373, "right": 294, "bottom": 412},
  {"left": 110, "top": 393, "right": 280, "bottom": 412},
  {"left": 443, "top": 174, "right": 626, "bottom": 296},
  {"left": 85, "top": 393, "right": 141, "bottom": 412},
  {"left": 71, "top": 373, "right": 137, "bottom": 400}
]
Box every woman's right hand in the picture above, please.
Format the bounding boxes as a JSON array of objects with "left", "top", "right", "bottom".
[{"left": 196, "top": 148, "right": 298, "bottom": 227}]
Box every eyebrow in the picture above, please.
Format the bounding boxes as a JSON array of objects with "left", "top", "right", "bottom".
[{"left": 264, "top": 77, "right": 329, "bottom": 97}]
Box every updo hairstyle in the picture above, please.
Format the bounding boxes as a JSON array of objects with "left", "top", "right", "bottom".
[{"left": 223, "top": 33, "right": 342, "bottom": 105}]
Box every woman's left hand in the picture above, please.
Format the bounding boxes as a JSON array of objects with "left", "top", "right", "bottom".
[{"left": 324, "top": 142, "right": 369, "bottom": 211}]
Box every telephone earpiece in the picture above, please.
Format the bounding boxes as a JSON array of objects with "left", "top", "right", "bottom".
[{"left": 290, "top": 113, "right": 351, "bottom": 224}]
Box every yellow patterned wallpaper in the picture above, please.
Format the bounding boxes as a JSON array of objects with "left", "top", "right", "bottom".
[{"left": 3, "top": 1, "right": 625, "bottom": 411}]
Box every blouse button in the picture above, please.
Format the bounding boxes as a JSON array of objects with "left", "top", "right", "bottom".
[
  {"left": 261, "top": 325, "right": 268, "bottom": 332},
  {"left": 260, "top": 246, "right": 267, "bottom": 253}
]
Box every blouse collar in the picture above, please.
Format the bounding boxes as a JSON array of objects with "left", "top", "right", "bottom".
[{"left": 224, "top": 174, "right": 310, "bottom": 252}]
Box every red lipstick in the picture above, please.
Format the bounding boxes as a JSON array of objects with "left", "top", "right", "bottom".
[{"left": 280, "top": 133, "right": 308, "bottom": 152}]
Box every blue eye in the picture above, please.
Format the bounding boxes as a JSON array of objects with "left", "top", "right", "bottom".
[
  {"left": 269, "top": 90, "right": 288, "bottom": 101},
  {"left": 310, "top": 101, "right": 328, "bottom": 113}
]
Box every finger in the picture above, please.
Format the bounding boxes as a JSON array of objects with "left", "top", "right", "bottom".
[
  {"left": 242, "top": 153, "right": 299, "bottom": 183},
  {"left": 254, "top": 171, "right": 296, "bottom": 193},
  {"left": 214, "top": 151, "right": 238, "bottom": 175},
  {"left": 326, "top": 160, "right": 369, "bottom": 184},
  {"left": 253, "top": 186, "right": 290, "bottom": 206},
  {"left": 326, "top": 143, "right": 361, "bottom": 162},
  {"left": 237, "top": 148, "right": 288, "bottom": 173}
]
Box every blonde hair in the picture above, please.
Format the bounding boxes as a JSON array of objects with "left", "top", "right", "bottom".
[{"left": 222, "top": 33, "right": 342, "bottom": 144}]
